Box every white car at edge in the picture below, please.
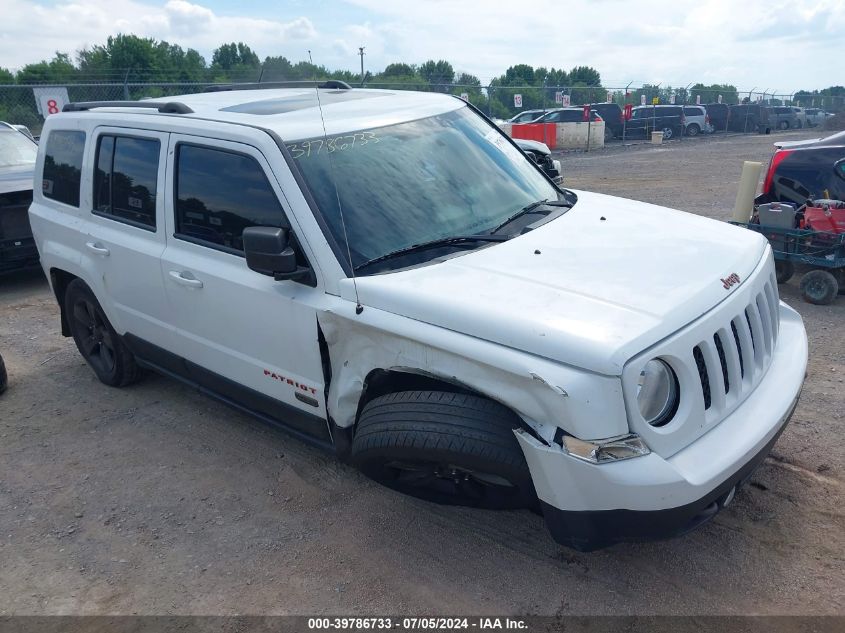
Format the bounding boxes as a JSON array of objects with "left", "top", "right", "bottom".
[{"left": 28, "top": 83, "right": 807, "bottom": 551}]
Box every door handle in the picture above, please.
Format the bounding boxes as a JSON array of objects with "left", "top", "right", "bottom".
[
  {"left": 168, "top": 270, "right": 204, "bottom": 289},
  {"left": 85, "top": 241, "right": 110, "bottom": 257}
]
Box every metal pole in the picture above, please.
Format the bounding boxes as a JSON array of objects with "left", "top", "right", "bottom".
[{"left": 358, "top": 47, "right": 365, "bottom": 86}]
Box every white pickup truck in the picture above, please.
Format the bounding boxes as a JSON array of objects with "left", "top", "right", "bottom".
[{"left": 28, "top": 82, "right": 807, "bottom": 550}]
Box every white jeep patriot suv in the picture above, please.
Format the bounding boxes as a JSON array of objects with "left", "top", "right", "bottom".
[{"left": 29, "top": 81, "right": 807, "bottom": 550}]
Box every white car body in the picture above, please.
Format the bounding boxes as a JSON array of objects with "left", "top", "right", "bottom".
[{"left": 29, "top": 87, "right": 807, "bottom": 550}]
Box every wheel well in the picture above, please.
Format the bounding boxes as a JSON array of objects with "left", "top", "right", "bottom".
[
  {"left": 352, "top": 369, "right": 545, "bottom": 445},
  {"left": 49, "top": 268, "right": 77, "bottom": 337},
  {"left": 357, "top": 369, "right": 473, "bottom": 420}
]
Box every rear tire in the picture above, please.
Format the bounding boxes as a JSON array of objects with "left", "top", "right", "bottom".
[
  {"left": 65, "top": 279, "right": 141, "bottom": 387},
  {"left": 799, "top": 269, "right": 838, "bottom": 305},
  {"left": 779, "top": 120, "right": 789, "bottom": 130},
  {"left": 661, "top": 126, "right": 674, "bottom": 140},
  {"left": 686, "top": 123, "right": 700, "bottom": 137},
  {"left": 775, "top": 260, "right": 794, "bottom": 284},
  {"left": 351, "top": 390, "right": 536, "bottom": 509},
  {"left": 0, "top": 353, "right": 7, "bottom": 395}
]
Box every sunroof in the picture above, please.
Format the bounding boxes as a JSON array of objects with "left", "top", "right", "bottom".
[{"left": 220, "top": 90, "right": 388, "bottom": 115}]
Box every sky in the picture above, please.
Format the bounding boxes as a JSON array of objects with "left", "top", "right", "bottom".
[{"left": 1, "top": 0, "right": 842, "bottom": 93}]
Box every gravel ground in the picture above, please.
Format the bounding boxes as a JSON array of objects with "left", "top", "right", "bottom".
[{"left": 0, "top": 130, "right": 843, "bottom": 616}]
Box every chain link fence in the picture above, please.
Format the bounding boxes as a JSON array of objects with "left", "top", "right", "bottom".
[{"left": 2, "top": 81, "right": 842, "bottom": 149}]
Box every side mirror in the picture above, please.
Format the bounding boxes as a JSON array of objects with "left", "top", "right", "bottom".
[{"left": 243, "top": 226, "right": 311, "bottom": 282}]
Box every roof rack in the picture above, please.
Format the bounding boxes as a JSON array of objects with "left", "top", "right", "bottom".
[
  {"left": 203, "top": 80, "right": 353, "bottom": 93},
  {"left": 62, "top": 101, "right": 194, "bottom": 114}
]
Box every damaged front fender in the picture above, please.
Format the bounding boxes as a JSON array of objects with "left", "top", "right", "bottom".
[{"left": 318, "top": 303, "right": 628, "bottom": 444}]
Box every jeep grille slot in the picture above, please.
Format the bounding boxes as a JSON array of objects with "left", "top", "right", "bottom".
[{"left": 693, "top": 345, "right": 711, "bottom": 410}]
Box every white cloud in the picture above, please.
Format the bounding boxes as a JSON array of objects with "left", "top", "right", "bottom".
[
  {"left": 1, "top": 0, "right": 317, "bottom": 70},
  {"left": 0, "top": 0, "right": 841, "bottom": 92}
]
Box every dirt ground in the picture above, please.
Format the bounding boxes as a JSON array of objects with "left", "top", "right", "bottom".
[{"left": 0, "top": 130, "right": 843, "bottom": 616}]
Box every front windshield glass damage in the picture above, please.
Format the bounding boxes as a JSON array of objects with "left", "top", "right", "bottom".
[{"left": 287, "top": 106, "right": 568, "bottom": 273}]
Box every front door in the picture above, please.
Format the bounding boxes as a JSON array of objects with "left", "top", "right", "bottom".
[{"left": 159, "top": 134, "right": 329, "bottom": 438}]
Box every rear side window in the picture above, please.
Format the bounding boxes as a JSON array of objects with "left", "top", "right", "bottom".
[
  {"left": 94, "top": 135, "right": 160, "bottom": 229},
  {"left": 684, "top": 107, "right": 703, "bottom": 116},
  {"left": 174, "top": 144, "right": 287, "bottom": 253},
  {"left": 42, "top": 130, "right": 85, "bottom": 207}
]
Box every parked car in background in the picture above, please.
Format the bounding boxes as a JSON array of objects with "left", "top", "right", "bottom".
[
  {"left": 682, "top": 105, "right": 712, "bottom": 136},
  {"left": 534, "top": 107, "right": 602, "bottom": 124},
  {"left": 791, "top": 107, "right": 808, "bottom": 129},
  {"left": 586, "top": 103, "right": 624, "bottom": 140},
  {"left": 755, "top": 130, "right": 845, "bottom": 207},
  {"left": 512, "top": 138, "right": 562, "bottom": 183},
  {"left": 0, "top": 122, "right": 39, "bottom": 273},
  {"left": 727, "top": 104, "right": 771, "bottom": 133},
  {"left": 805, "top": 109, "right": 834, "bottom": 127},
  {"left": 508, "top": 109, "right": 545, "bottom": 124},
  {"left": 769, "top": 106, "right": 800, "bottom": 130},
  {"left": 626, "top": 105, "right": 685, "bottom": 140},
  {"left": 704, "top": 103, "right": 729, "bottom": 132}
]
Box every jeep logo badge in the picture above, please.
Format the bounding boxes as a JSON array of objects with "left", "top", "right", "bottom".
[{"left": 721, "top": 273, "right": 741, "bottom": 290}]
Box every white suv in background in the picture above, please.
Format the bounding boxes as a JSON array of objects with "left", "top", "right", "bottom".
[
  {"left": 29, "top": 83, "right": 807, "bottom": 551},
  {"left": 682, "top": 105, "right": 713, "bottom": 136}
]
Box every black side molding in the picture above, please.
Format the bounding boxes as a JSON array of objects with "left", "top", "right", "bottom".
[{"left": 62, "top": 101, "right": 194, "bottom": 114}]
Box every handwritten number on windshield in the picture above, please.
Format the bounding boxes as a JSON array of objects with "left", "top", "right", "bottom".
[{"left": 286, "top": 131, "right": 380, "bottom": 159}]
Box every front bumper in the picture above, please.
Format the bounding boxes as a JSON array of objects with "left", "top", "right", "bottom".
[{"left": 516, "top": 302, "right": 807, "bottom": 551}]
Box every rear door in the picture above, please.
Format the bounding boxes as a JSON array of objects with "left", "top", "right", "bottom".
[
  {"left": 159, "top": 134, "right": 329, "bottom": 437},
  {"left": 81, "top": 128, "right": 175, "bottom": 348}
]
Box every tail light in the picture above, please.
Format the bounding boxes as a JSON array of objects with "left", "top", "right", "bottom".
[
  {"left": 705, "top": 114, "right": 711, "bottom": 124},
  {"left": 762, "top": 149, "right": 794, "bottom": 195},
  {"left": 595, "top": 114, "right": 603, "bottom": 122}
]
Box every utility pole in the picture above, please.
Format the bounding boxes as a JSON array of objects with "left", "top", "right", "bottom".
[{"left": 358, "top": 46, "right": 365, "bottom": 86}]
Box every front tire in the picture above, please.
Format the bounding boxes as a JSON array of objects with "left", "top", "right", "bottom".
[
  {"left": 779, "top": 120, "right": 789, "bottom": 130},
  {"left": 65, "top": 279, "right": 141, "bottom": 387},
  {"left": 0, "top": 353, "right": 7, "bottom": 394},
  {"left": 686, "top": 123, "right": 700, "bottom": 137},
  {"left": 351, "top": 391, "right": 536, "bottom": 509}
]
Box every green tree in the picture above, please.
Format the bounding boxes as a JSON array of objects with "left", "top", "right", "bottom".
[
  {"left": 0, "top": 67, "right": 14, "bottom": 84},
  {"left": 380, "top": 63, "right": 416, "bottom": 78},
  {"left": 418, "top": 60, "right": 454, "bottom": 86},
  {"left": 569, "top": 66, "right": 601, "bottom": 86},
  {"left": 16, "top": 52, "right": 78, "bottom": 83}
]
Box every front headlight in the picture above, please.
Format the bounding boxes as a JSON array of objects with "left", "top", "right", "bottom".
[{"left": 637, "top": 359, "right": 679, "bottom": 427}]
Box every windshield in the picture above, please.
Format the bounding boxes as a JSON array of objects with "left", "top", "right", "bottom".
[
  {"left": 0, "top": 128, "right": 38, "bottom": 168},
  {"left": 288, "top": 106, "right": 561, "bottom": 272}
]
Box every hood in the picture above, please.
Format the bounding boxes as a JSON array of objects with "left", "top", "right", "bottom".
[
  {"left": 342, "top": 190, "right": 768, "bottom": 375},
  {"left": 513, "top": 138, "right": 551, "bottom": 155},
  {"left": 0, "top": 165, "right": 34, "bottom": 195}
]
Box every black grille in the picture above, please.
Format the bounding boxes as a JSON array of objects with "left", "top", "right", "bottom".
[
  {"left": 745, "top": 308, "right": 756, "bottom": 354},
  {"left": 693, "top": 345, "right": 711, "bottom": 410},
  {"left": 731, "top": 321, "right": 745, "bottom": 378},
  {"left": 714, "top": 333, "right": 730, "bottom": 393}
]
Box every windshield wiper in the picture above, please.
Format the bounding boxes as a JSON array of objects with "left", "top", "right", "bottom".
[
  {"left": 490, "top": 198, "right": 571, "bottom": 234},
  {"left": 354, "top": 234, "right": 509, "bottom": 272}
]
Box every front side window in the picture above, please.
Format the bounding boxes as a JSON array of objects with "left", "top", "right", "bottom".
[
  {"left": 174, "top": 144, "right": 287, "bottom": 252},
  {"left": 94, "top": 135, "right": 160, "bottom": 228},
  {"left": 288, "top": 106, "right": 561, "bottom": 272},
  {"left": 42, "top": 130, "right": 85, "bottom": 207}
]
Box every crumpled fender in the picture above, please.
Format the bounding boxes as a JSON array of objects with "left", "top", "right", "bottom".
[{"left": 318, "top": 304, "right": 629, "bottom": 443}]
